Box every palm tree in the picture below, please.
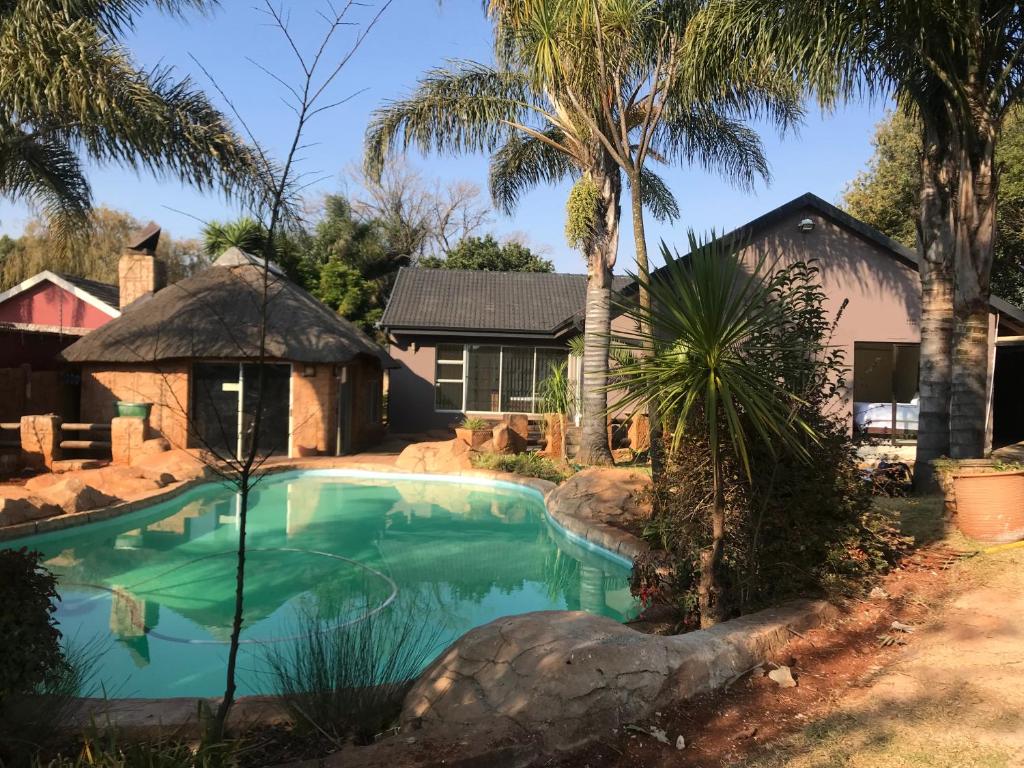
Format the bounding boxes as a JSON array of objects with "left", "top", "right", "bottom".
[
  {"left": 202, "top": 218, "right": 268, "bottom": 256},
  {"left": 1, "top": 0, "right": 259, "bottom": 242},
  {"left": 364, "top": 9, "right": 680, "bottom": 464},
  {"left": 487, "top": 0, "right": 800, "bottom": 473},
  {"left": 685, "top": 0, "right": 1024, "bottom": 476},
  {"left": 613, "top": 233, "right": 815, "bottom": 626}
]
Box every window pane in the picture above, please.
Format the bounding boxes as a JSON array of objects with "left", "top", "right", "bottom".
[
  {"left": 500, "top": 347, "right": 534, "bottom": 411},
  {"left": 535, "top": 349, "right": 568, "bottom": 383},
  {"left": 436, "top": 362, "right": 463, "bottom": 380},
  {"left": 436, "top": 344, "right": 464, "bottom": 363},
  {"left": 853, "top": 343, "right": 894, "bottom": 403},
  {"left": 466, "top": 345, "right": 501, "bottom": 411},
  {"left": 893, "top": 344, "right": 920, "bottom": 403},
  {"left": 435, "top": 381, "right": 463, "bottom": 410}
]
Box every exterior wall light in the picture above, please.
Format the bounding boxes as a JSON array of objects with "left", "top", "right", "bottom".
[{"left": 798, "top": 218, "right": 815, "bottom": 233}]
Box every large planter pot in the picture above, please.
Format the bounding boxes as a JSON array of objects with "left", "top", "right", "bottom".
[
  {"left": 454, "top": 427, "right": 491, "bottom": 449},
  {"left": 950, "top": 463, "right": 1024, "bottom": 543},
  {"left": 116, "top": 401, "right": 152, "bottom": 420}
]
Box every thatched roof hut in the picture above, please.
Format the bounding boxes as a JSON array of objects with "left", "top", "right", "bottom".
[
  {"left": 63, "top": 248, "right": 390, "bottom": 366},
  {"left": 63, "top": 249, "right": 392, "bottom": 457}
]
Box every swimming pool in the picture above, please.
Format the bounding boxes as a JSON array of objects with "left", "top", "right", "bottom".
[{"left": 9, "top": 470, "right": 637, "bottom": 698}]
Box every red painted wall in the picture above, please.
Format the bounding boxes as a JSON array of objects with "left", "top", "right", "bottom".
[{"left": 0, "top": 281, "right": 114, "bottom": 330}]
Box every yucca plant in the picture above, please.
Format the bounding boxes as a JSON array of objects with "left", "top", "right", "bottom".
[{"left": 612, "top": 233, "right": 817, "bottom": 626}]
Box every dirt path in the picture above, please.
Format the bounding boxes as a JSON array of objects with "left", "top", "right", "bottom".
[{"left": 746, "top": 545, "right": 1024, "bottom": 768}]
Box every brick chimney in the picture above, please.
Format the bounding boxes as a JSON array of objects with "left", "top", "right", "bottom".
[{"left": 118, "top": 221, "right": 166, "bottom": 309}]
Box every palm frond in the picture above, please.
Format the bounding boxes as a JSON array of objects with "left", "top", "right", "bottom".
[
  {"left": 489, "top": 129, "right": 576, "bottom": 214},
  {"left": 653, "top": 107, "right": 771, "bottom": 190},
  {"left": 0, "top": 125, "right": 91, "bottom": 246},
  {"left": 634, "top": 167, "right": 680, "bottom": 221},
  {"left": 364, "top": 61, "right": 536, "bottom": 180}
]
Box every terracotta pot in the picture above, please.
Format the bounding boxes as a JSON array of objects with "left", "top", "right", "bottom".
[
  {"left": 952, "top": 466, "right": 1024, "bottom": 543},
  {"left": 454, "top": 427, "right": 491, "bottom": 449}
]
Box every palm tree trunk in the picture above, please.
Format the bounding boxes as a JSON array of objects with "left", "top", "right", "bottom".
[
  {"left": 627, "top": 172, "right": 664, "bottom": 479},
  {"left": 950, "top": 125, "right": 998, "bottom": 459},
  {"left": 913, "top": 125, "right": 957, "bottom": 491},
  {"left": 699, "top": 444, "right": 726, "bottom": 628},
  {"left": 576, "top": 159, "right": 621, "bottom": 466}
]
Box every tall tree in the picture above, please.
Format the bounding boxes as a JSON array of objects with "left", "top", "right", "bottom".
[
  {"left": 489, "top": 0, "right": 798, "bottom": 474},
  {"left": 1, "top": 207, "right": 207, "bottom": 289},
  {"left": 0, "top": 0, "right": 258, "bottom": 242},
  {"left": 418, "top": 234, "right": 553, "bottom": 272},
  {"left": 687, "top": 0, "right": 1024, "bottom": 477},
  {"left": 845, "top": 110, "right": 1024, "bottom": 308},
  {"left": 365, "top": 4, "right": 681, "bottom": 464}
]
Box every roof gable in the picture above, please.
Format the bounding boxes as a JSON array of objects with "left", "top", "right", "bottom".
[
  {"left": 643, "top": 192, "right": 1024, "bottom": 326},
  {"left": 0, "top": 270, "right": 120, "bottom": 317}
]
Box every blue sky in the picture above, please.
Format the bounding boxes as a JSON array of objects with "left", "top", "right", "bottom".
[{"left": 0, "top": 1, "right": 891, "bottom": 274}]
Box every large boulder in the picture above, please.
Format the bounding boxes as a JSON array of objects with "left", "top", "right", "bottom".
[
  {"left": 0, "top": 492, "right": 61, "bottom": 526},
  {"left": 489, "top": 423, "right": 526, "bottom": 455},
  {"left": 131, "top": 448, "right": 214, "bottom": 483},
  {"left": 403, "top": 601, "right": 836, "bottom": 753},
  {"left": 36, "top": 477, "right": 119, "bottom": 515},
  {"left": 548, "top": 467, "right": 652, "bottom": 531},
  {"left": 395, "top": 439, "right": 477, "bottom": 473}
]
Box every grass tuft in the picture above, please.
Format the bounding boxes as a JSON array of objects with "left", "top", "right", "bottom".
[
  {"left": 471, "top": 451, "right": 571, "bottom": 483},
  {"left": 262, "top": 602, "right": 444, "bottom": 746}
]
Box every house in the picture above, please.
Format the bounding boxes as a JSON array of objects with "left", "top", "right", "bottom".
[
  {"left": 382, "top": 193, "right": 1024, "bottom": 454},
  {"left": 62, "top": 247, "right": 393, "bottom": 458},
  {"left": 0, "top": 270, "right": 121, "bottom": 422},
  {"left": 660, "top": 193, "right": 1024, "bottom": 454},
  {"left": 380, "top": 268, "right": 631, "bottom": 434}
]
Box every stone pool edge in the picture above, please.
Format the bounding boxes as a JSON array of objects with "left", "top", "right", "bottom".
[{"left": 0, "top": 460, "right": 553, "bottom": 541}]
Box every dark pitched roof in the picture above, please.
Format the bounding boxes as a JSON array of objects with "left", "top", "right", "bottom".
[
  {"left": 62, "top": 248, "right": 393, "bottom": 366},
  {"left": 380, "top": 267, "right": 633, "bottom": 337},
  {"left": 637, "top": 192, "right": 1024, "bottom": 326},
  {"left": 57, "top": 273, "right": 120, "bottom": 310}
]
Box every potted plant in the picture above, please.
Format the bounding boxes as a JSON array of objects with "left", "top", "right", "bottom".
[
  {"left": 454, "top": 417, "right": 491, "bottom": 449},
  {"left": 116, "top": 401, "right": 153, "bottom": 420},
  {"left": 934, "top": 458, "right": 1024, "bottom": 543}
]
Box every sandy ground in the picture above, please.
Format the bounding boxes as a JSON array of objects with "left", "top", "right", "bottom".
[{"left": 742, "top": 544, "right": 1024, "bottom": 768}]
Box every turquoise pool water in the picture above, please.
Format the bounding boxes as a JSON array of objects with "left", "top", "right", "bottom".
[{"left": 8, "top": 470, "right": 637, "bottom": 698}]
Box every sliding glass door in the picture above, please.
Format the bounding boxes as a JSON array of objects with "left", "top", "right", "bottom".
[{"left": 191, "top": 362, "right": 292, "bottom": 458}]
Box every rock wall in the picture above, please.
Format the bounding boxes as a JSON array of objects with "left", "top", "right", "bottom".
[{"left": 402, "top": 600, "right": 837, "bottom": 753}]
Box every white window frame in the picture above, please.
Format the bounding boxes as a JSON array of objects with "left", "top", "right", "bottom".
[
  {"left": 433, "top": 343, "right": 567, "bottom": 415},
  {"left": 434, "top": 344, "right": 468, "bottom": 413}
]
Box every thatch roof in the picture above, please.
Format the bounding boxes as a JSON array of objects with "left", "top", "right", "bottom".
[{"left": 62, "top": 248, "right": 393, "bottom": 366}]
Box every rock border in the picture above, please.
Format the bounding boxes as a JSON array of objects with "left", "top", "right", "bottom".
[
  {"left": 0, "top": 460, "right": 561, "bottom": 543},
  {"left": 542, "top": 471, "right": 650, "bottom": 562}
]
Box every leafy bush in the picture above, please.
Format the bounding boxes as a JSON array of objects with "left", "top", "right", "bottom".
[
  {"left": 263, "top": 602, "right": 443, "bottom": 746},
  {"left": 0, "top": 548, "right": 65, "bottom": 701},
  {"left": 457, "top": 416, "right": 488, "bottom": 431},
  {"left": 471, "top": 451, "right": 570, "bottom": 483},
  {"left": 630, "top": 261, "right": 911, "bottom": 626}
]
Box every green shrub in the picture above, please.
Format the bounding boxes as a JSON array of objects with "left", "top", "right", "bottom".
[
  {"left": 630, "top": 261, "right": 911, "bottom": 625},
  {"left": 471, "top": 452, "right": 570, "bottom": 483},
  {"left": 457, "top": 416, "right": 488, "bottom": 431},
  {"left": 0, "top": 548, "right": 64, "bottom": 701},
  {"left": 263, "top": 602, "right": 443, "bottom": 746}
]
